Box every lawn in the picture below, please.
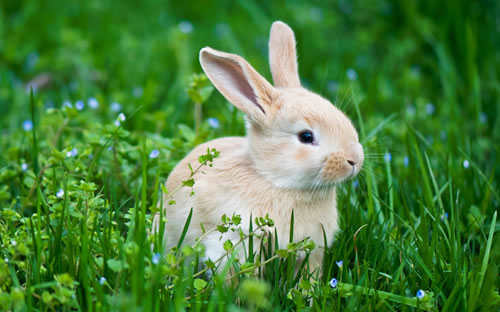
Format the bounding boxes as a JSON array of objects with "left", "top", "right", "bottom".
[{"left": 0, "top": 0, "right": 499, "bottom": 311}]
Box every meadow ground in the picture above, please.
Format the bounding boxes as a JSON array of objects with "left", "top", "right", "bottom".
[{"left": 0, "top": 1, "right": 499, "bottom": 311}]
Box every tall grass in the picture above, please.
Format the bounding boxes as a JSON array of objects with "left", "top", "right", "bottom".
[{"left": 0, "top": 0, "right": 498, "bottom": 310}]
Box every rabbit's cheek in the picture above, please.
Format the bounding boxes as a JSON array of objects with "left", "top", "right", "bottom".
[{"left": 294, "top": 147, "right": 309, "bottom": 162}]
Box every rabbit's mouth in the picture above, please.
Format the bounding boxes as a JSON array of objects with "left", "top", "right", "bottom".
[{"left": 320, "top": 151, "right": 361, "bottom": 183}]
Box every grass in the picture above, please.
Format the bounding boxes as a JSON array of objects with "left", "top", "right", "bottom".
[{"left": 0, "top": 0, "right": 499, "bottom": 311}]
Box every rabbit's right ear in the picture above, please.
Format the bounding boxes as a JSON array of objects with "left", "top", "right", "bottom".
[
  {"left": 269, "top": 21, "right": 301, "bottom": 88},
  {"left": 200, "top": 47, "right": 277, "bottom": 123}
]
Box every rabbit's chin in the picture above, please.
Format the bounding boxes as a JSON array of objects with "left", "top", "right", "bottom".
[{"left": 265, "top": 171, "right": 355, "bottom": 190}]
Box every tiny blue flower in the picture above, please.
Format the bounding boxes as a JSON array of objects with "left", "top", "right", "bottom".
[
  {"left": 463, "top": 160, "right": 470, "bottom": 169},
  {"left": 384, "top": 152, "right": 392, "bottom": 163},
  {"left": 111, "top": 102, "right": 121, "bottom": 112},
  {"left": 479, "top": 112, "right": 487, "bottom": 124},
  {"left": 327, "top": 81, "right": 339, "bottom": 93},
  {"left": 440, "top": 212, "right": 448, "bottom": 221},
  {"left": 133, "top": 87, "right": 143, "bottom": 97},
  {"left": 215, "top": 23, "right": 230, "bottom": 36},
  {"left": 114, "top": 120, "right": 121, "bottom": 127},
  {"left": 56, "top": 189, "right": 64, "bottom": 198},
  {"left": 179, "top": 21, "right": 193, "bottom": 33},
  {"left": 63, "top": 100, "right": 72, "bottom": 109},
  {"left": 336, "top": 260, "right": 343, "bottom": 268},
  {"left": 107, "top": 146, "right": 113, "bottom": 152},
  {"left": 425, "top": 103, "right": 435, "bottom": 115},
  {"left": 118, "top": 113, "right": 126, "bottom": 122},
  {"left": 416, "top": 289, "right": 425, "bottom": 299},
  {"left": 75, "top": 100, "right": 84, "bottom": 111},
  {"left": 440, "top": 131, "right": 447, "bottom": 141},
  {"left": 23, "top": 120, "right": 33, "bottom": 131},
  {"left": 99, "top": 276, "right": 106, "bottom": 285},
  {"left": 403, "top": 156, "right": 409, "bottom": 167},
  {"left": 352, "top": 180, "right": 359, "bottom": 188},
  {"left": 149, "top": 149, "right": 160, "bottom": 159},
  {"left": 21, "top": 163, "right": 28, "bottom": 171},
  {"left": 88, "top": 98, "right": 99, "bottom": 109},
  {"left": 329, "top": 278, "right": 338, "bottom": 289},
  {"left": 346, "top": 68, "right": 357, "bottom": 81},
  {"left": 310, "top": 7, "right": 323, "bottom": 21},
  {"left": 152, "top": 253, "right": 161, "bottom": 264},
  {"left": 406, "top": 105, "right": 416, "bottom": 116},
  {"left": 207, "top": 117, "right": 220, "bottom": 129},
  {"left": 67, "top": 148, "right": 78, "bottom": 158}
]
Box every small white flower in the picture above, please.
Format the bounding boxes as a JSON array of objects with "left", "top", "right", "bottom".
[
  {"left": 56, "top": 189, "right": 64, "bottom": 198},
  {"left": 179, "top": 21, "right": 193, "bottom": 34},
  {"left": 152, "top": 253, "right": 161, "bottom": 264},
  {"left": 4, "top": 258, "right": 8, "bottom": 263},
  {"left": 463, "top": 160, "right": 470, "bottom": 169},
  {"left": 346, "top": 68, "right": 357, "bottom": 81},
  {"left": 118, "top": 113, "right": 126, "bottom": 122},
  {"left": 88, "top": 98, "right": 99, "bottom": 109},
  {"left": 63, "top": 100, "right": 72, "bottom": 109},
  {"left": 149, "top": 149, "right": 160, "bottom": 159},
  {"left": 21, "top": 163, "right": 28, "bottom": 171},
  {"left": 416, "top": 289, "right": 425, "bottom": 299},
  {"left": 66, "top": 148, "right": 78, "bottom": 158},
  {"left": 99, "top": 277, "right": 106, "bottom": 285},
  {"left": 75, "top": 100, "right": 85, "bottom": 111},
  {"left": 23, "top": 120, "right": 33, "bottom": 131},
  {"left": 425, "top": 103, "right": 435, "bottom": 115},
  {"left": 207, "top": 117, "right": 220, "bottom": 129},
  {"left": 336, "top": 260, "right": 343, "bottom": 268},
  {"left": 111, "top": 102, "right": 122, "bottom": 112},
  {"left": 329, "top": 278, "right": 338, "bottom": 289},
  {"left": 384, "top": 152, "right": 392, "bottom": 163},
  {"left": 11, "top": 240, "right": 17, "bottom": 246}
]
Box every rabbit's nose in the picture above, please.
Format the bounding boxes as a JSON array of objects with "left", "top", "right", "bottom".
[{"left": 347, "top": 159, "right": 356, "bottom": 166}]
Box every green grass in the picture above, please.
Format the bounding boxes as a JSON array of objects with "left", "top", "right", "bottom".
[{"left": 0, "top": 0, "right": 499, "bottom": 311}]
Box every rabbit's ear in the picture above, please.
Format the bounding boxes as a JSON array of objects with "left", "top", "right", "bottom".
[
  {"left": 200, "top": 47, "right": 276, "bottom": 122},
  {"left": 269, "top": 21, "right": 301, "bottom": 88}
]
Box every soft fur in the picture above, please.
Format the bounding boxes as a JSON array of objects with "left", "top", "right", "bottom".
[{"left": 152, "top": 21, "right": 364, "bottom": 272}]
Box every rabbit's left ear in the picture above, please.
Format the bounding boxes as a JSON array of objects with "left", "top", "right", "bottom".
[{"left": 269, "top": 21, "right": 301, "bottom": 88}]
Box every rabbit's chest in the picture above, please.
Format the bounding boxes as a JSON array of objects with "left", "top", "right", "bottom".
[{"left": 198, "top": 185, "right": 338, "bottom": 248}]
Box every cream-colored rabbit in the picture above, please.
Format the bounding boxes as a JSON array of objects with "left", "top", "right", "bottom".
[{"left": 152, "top": 21, "right": 363, "bottom": 272}]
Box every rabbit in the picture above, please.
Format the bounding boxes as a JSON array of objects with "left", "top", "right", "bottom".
[{"left": 152, "top": 21, "right": 364, "bottom": 273}]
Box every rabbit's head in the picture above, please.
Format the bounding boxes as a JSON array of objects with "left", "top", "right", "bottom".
[{"left": 200, "top": 21, "right": 363, "bottom": 189}]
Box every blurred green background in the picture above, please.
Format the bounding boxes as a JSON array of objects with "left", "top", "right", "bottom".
[{"left": 0, "top": 0, "right": 499, "bottom": 310}]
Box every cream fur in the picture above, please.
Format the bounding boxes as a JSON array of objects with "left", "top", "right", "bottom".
[{"left": 152, "top": 21, "right": 363, "bottom": 273}]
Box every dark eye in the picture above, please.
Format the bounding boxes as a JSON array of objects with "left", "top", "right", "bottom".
[{"left": 298, "top": 130, "right": 314, "bottom": 144}]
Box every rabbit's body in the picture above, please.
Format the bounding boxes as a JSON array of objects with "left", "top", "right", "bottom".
[
  {"left": 161, "top": 136, "right": 338, "bottom": 267},
  {"left": 153, "top": 21, "right": 363, "bottom": 272}
]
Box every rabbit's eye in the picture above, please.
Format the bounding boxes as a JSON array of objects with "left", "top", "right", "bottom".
[{"left": 298, "top": 130, "right": 314, "bottom": 144}]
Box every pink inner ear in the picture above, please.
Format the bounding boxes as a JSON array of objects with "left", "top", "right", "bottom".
[{"left": 206, "top": 54, "right": 265, "bottom": 114}]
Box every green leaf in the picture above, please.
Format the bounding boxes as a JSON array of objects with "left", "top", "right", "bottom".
[{"left": 193, "top": 278, "right": 207, "bottom": 290}]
